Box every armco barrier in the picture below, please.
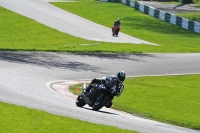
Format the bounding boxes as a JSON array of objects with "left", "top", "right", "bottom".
[{"left": 101, "top": 0, "right": 200, "bottom": 33}]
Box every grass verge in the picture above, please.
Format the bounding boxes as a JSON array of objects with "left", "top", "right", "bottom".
[
  {"left": 0, "top": 102, "right": 137, "bottom": 133},
  {"left": 70, "top": 74, "right": 200, "bottom": 130}
]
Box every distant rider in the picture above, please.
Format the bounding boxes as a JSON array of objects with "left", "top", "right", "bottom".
[
  {"left": 112, "top": 18, "right": 121, "bottom": 35},
  {"left": 114, "top": 18, "right": 121, "bottom": 27}
]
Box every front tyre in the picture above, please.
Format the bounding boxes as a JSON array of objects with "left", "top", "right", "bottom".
[
  {"left": 76, "top": 94, "right": 86, "bottom": 107},
  {"left": 92, "top": 95, "right": 110, "bottom": 111}
]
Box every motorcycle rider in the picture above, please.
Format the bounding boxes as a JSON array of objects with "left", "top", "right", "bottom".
[
  {"left": 114, "top": 18, "right": 121, "bottom": 27},
  {"left": 85, "top": 71, "right": 126, "bottom": 107},
  {"left": 112, "top": 18, "right": 121, "bottom": 36}
]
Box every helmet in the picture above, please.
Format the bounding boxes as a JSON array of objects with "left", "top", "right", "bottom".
[
  {"left": 117, "top": 71, "right": 126, "bottom": 82},
  {"left": 117, "top": 18, "right": 120, "bottom": 21}
]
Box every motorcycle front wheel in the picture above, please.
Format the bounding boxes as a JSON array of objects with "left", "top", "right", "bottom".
[
  {"left": 92, "top": 94, "right": 110, "bottom": 111},
  {"left": 76, "top": 93, "right": 86, "bottom": 107}
]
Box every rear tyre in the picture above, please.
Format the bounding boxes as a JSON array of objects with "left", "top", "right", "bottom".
[
  {"left": 92, "top": 95, "right": 110, "bottom": 111},
  {"left": 116, "top": 30, "right": 119, "bottom": 37}
]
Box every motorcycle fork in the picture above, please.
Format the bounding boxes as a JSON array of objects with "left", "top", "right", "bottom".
[{"left": 85, "top": 88, "right": 98, "bottom": 106}]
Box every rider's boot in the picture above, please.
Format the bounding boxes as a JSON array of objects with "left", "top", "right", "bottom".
[{"left": 105, "top": 101, "right": 112, "bottom": 108}]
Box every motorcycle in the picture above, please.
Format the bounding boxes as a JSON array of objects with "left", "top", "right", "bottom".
[
  {"left": 112, "top": 26, "right": 120, "bottom": 37},
  {"left": 76, "top": 83, "right": 120, "bottom": 111}
]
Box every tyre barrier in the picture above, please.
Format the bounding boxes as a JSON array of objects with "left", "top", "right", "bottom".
[{"left": 101, "top": 0, "right": 200, "bottom": 33}]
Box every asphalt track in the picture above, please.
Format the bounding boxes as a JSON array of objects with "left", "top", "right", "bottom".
[
  {"left": 0, "top": 0, "right": 200, "bottom": 133},
  {"left": 1, "top": 52, "right": 200, "bottom": 133}
]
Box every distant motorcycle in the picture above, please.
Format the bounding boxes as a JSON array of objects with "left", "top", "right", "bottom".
[
  {"left": 76, "top": 83, "right": 123, "bottom": 111},
  {"left": 112, "top": 26, "right": 120, "bottom": 37}
]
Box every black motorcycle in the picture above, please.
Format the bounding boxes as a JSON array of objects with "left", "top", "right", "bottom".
[{"left": 76, "top": 83, "right": 121, "bottom": 111}]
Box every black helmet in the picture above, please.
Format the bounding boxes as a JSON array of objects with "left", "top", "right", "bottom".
[{"left": 117, "top": 71, "right": 126, "bottom": 82}]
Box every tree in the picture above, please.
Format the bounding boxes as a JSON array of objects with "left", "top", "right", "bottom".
[{"left": 181, "top": 0, "right": 194, "bottom": 4}]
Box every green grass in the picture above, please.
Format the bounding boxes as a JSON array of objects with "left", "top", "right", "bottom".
[
  {"left": 0, "top": 6, "right": 95, "bottom": 52},
  {"left": 71, "top": 74, "right": 200, "bottom": 130},
  {"left": 1, "top": 1, "right": 200, "bottom": 53},
  {"left": 176, "top": 12, "right": 200, "bottom": 22},
  {"left": 116, "top": 75, "right": 200, "bottom": 130},
  {"left": 0, "top": 102, "right": 137, "bottom": 133}
]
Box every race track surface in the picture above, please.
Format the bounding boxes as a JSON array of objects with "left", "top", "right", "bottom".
[{"left": 0, "top": 52, "right": 200, "bottom": 133}]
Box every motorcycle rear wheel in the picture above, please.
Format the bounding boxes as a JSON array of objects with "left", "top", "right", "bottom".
[{"left": 92, "top": 95, "right": 110, "bottom": 111}]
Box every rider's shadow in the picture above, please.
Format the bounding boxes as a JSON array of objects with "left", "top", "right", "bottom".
[{"left": 81, "top": 106, "right": 119, "bottom": 115}]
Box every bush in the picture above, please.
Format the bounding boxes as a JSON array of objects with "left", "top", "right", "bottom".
[{"left": 182, "top": 0, "right": 194, "bottom": 4}]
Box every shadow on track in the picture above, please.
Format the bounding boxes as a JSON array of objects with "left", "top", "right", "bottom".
[
  {"left": 72, "top": 52, "right": 155, "bottom": 61},
  {"left": 0, "top": 51, "right": 156, "bottom": 70},
  {"left": 80, "top": 106, "right": 119, "bottom": 115},
  {"left": 0, "top": 51, "right": 101, "bottom": 71}
]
